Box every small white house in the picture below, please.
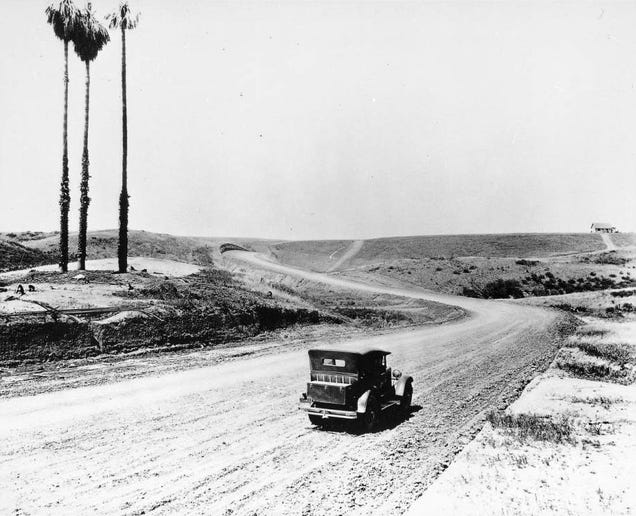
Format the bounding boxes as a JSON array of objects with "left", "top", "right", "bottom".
[{"left": 591, "top": 223, "right": 617, "bottom": 233}]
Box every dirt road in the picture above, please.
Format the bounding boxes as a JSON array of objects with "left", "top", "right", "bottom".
[
  {"left": 601, "top": 233, "right": 617, "bottom": 251},
  {"left": 0, "top": 253, "right": 571, "bottom": 515},
  {"left": 327, "top": 239, "right": 364, "bottom": 272}
]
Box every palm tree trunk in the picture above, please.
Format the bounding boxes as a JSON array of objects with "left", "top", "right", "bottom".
[
  {"left": 59, "top": 40, "right": 70, "bottom": 273},
  {"left": 117, "top": 26, "right": 129, "bottom": 273},
  {"left": 78, "top": 60, "right": 91, "bottom": 270}
]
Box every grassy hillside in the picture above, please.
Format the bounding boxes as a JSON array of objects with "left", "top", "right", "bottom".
[
  {"left": 270, "top": 233, "right": 607, "bottom": 272},
  {"left": 356, "top": 233, "right": 605, "bottom": 260},
  {"left": 611, "top": 233, "right": 636, "bottom": 247},
  {"left": 0, "top": 240, "right": 54, "bottom": 273}
]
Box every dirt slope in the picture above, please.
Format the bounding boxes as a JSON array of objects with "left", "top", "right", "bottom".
[{"left": 0, "top": 252, "right": 572, "bottom": 515}]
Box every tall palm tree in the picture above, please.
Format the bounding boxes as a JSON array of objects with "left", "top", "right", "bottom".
[
  {"left": 106, "top": 2, "right": 140, "bottom": 273},
  {"left": 72, "top": 3, "right": 109, "bottom": 270},
  {"left": 45, "top": 0, "right": 79, "bottom": 273}
]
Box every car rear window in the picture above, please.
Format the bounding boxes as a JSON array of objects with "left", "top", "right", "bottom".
[{"left": 322, "top": 358, "right": 345, "bottom": 367}]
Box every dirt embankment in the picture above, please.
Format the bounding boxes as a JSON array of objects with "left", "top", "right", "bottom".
[
  {"left": 0, "top": 251, "right": 462, "bottom": 365},
  {"left": 0, "top": 264, "right": 334, "bottom": 364},
  {"left": 409, "top": 297, "right": 636, "bottom": 515}
]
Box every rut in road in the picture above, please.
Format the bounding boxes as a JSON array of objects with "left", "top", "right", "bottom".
[{"left": 0, "top": 252, "right": 574, "bottom": 515}]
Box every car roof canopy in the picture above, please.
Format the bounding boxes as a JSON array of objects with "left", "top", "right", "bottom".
[{"left": 308, "top": 348, "right": 390, "bottom": 373}]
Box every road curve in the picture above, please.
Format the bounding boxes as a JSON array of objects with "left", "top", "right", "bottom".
[{"left": 0, "top": 253, "right": 570, "bottom": 515}]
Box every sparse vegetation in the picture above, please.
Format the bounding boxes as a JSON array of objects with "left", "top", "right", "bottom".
[
  {"left": 570, "top": 395, "right": 621, "bottom": 410},
  {"left": 580, "top": 252, "right": 629, "bottom": 266},
  {"left": 572, "top": 341, "right": 634, "bottom": 366},
  {"left": 486, "top": 411, "right": 574, "bottom": 444}
]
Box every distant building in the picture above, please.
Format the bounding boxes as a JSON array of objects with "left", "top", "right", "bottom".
[{"left": 591, "top": 223, "right": 617, "bottom": 233}]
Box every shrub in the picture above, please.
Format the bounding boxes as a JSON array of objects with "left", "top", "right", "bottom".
[
  {"left": 552, "top": 303, "right": 589, "bottom": 313},
  {"left": 611, "top": 289, "right": 636, "bottom": 298},
  {"left": 482, "top": 279, "right": 524, "bottom": 299},
  {"left": 516, "top": 259, "right": 540, "bottom": 266},
  {"left": 462, "top": 287, "right": 482, "bottom": 298},
  {"left": 592, "top": 252, "right": 628, "bottom": 265}
]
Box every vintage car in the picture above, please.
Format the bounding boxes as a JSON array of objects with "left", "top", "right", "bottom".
[{"left": 299, "top": 348, "right": 413, "bottom": 432}]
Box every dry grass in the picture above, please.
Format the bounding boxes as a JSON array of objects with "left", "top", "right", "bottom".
[
  {"left": 486, "top": 411, "right": 575, "bottom": 444},
  {"left": 575, "top": 327, "right": 610, "bottom": 338},
  {"left": 574, "top": 341, "right": 634, "bottom": 365},
  {"left": 570, "top": 395, "right": 622, "bottom": 410}
]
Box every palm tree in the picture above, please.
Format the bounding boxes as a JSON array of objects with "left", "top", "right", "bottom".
[
  {"left": 72, "top": 2, "right": 109, "bottom": 270},
  {"left": 106, "top": 2, "right": 140, "bottom": 273},
  {"left": 45, "top": 0, "right": 79, "bottom": 273}
]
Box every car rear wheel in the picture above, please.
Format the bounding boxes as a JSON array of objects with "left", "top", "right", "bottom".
[
  {"left": 358, "top": 396, "right": 380, "bottom": 433},
  {"left": 400, "top": 383, "right": 413, "bottom": 417}
]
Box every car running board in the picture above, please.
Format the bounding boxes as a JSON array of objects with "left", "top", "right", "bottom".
[{"left": 380, "top": 400, "right": 401, "bottom": 411}]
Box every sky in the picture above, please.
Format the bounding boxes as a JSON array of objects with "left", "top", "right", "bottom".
[{"left": 1, "top": 0, "right": 635, "bottom": 240}]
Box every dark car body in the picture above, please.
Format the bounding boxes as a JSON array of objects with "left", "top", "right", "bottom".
[{"left": 299, "top": 347, "right": 413, "bottom": 431}]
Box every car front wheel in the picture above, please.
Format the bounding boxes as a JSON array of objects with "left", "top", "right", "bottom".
[{"left": 400, "top": 383, "right": 413, "bottom": 417}]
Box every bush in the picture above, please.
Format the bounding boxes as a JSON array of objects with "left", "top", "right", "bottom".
[
  {"left": 482, "top": 279, "right": 524, "bottom": 299},
  {"left": 592, "top": 252, "right": 628, "bottom": 265},
  {"left": 516, "top": 259, "right": 539, "bottom": 266},
  {"left": 462, "top": 287, "right": 482, "bottom": 298},
  {"left": 552, "top": 303, "right": 589, "bottom": 313},
  {"left": 611, "top": 289, "right": 636, "bottom": 298}
]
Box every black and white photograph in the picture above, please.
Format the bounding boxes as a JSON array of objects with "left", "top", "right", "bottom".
[{"left": 1, "top": 0, "right": 635, "bottom": 514}]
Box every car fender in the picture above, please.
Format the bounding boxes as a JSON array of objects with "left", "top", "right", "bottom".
[
  {"left": 357, "top": 390, "right": 374, "bottom": 413},
  {"left": 395, "top": 376, "right": 413, "bottom": 397}
]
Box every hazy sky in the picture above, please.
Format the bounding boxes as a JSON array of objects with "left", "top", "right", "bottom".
[{"left": 1, "top": 0, "right": 635, "bottom": 240}]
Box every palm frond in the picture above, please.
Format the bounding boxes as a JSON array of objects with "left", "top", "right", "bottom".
[
  {"left": 106, "top": 1, "right": 140, "bottom": 30},
  {"left": 45, "top": 0, "right": 79, "bottom": 42},
  {"left": 73, "top": 2, "right": 110, "bottom": 62}
]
